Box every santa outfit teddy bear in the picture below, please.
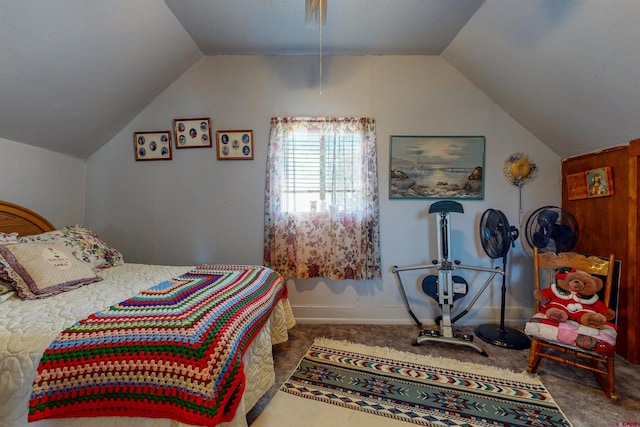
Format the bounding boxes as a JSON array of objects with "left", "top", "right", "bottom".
[{"left": 534, "top": 267, "right": 615, "bottom": 329}]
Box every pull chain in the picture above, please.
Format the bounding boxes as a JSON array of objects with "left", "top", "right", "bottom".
[{"left": 319, "top": 0, "right": 323, "bottom": 94}]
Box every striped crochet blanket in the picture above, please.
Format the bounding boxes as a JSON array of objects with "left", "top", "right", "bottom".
[{"left": 28, "top": 265, "right": 288, "bottom": 426}]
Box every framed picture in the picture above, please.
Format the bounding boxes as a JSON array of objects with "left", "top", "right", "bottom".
[
  {"left": 133, "top": 131, "right": 172, "bottom": 161},
  {"left": 216, "top": 130, "right": 254, "bottom": 160},
  {"left": 174, "top": 117, "right": 212, "bottom": 149},
  {"left": 389, "top": 135, "right": 485, "bottom": 199},
  {"left": 566, "top": 172, "right": 589, "bottom": 200},
  {"left": 586, "top": 166, "right": 614, "bottom": 198}
]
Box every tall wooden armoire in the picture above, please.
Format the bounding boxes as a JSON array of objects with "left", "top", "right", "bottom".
[{"left": 561, "top": 139, "right": 639, "bottom": 364}]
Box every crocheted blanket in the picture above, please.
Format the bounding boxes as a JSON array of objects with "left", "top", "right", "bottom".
[{"left": 28, "top": 265, "right": 288, "bottom": 426}]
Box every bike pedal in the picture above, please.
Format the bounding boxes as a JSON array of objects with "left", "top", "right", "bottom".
[{"left": 454, "top": 333, "right": 474, "bottom": 341}]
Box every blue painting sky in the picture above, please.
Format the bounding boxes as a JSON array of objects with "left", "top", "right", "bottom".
[{"left": 391, "top": 136, "right": 484, "bottom": 168}]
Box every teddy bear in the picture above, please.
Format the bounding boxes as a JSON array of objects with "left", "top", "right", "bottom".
[{"left": 534, "top": 267, "right": 615, "bottom": 328}]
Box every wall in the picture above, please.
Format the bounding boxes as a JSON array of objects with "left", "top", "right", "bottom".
[
  {"left": 86, "top": 55, "right": 562, "bottom": 326},
  {"left": 0, "top": 137, "right": 85, "bottom": 226}
]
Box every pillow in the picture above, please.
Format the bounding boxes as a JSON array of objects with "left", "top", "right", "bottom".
[
  {"left": 525, "top": 312, "right": 617, "bottom": 357},
  {"left": 0, "top": 243, "right": 103, "bottom": 300},
  {"left": 12, "top": 225, "right": 124, "bottom": 270},
  {"left": 0, "top": 281, "right": 16, "bottom": 303},
  {"left": 0, "top": 251, "right": 16, "bottom": 283},
  {"left": 0, "top": 232, "right": 19, "bottom": 244}
]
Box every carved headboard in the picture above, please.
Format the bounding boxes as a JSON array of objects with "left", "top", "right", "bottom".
[{"left": 0, "top": 200, "right": 56, "bottom": 236}]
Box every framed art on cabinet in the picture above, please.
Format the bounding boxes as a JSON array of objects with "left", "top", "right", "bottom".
[
  {"left": 586, "top": 166, "right": 614, "bottom": 198},
  {"left": 173, "top": 117, "right": 212, "bottom": 149},
  {"left": 216, "top": 130, "right": 254, "bottom": 160},
  {"left": 389, "top": 135, "right": 485, "bottom": 199},
  {"left": 566, "top": 172, "right": 588, "bottom": 200},
  {"left": 134, "top": 131, "right": 172, "bottom": 161}
]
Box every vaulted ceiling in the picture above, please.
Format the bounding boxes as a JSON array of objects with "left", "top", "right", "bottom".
[{"left": 1, "top": 0, "right": 638, "bottom": 159}]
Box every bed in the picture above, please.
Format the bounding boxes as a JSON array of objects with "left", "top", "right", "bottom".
[{"left": 0, "top": 200, "right": 295, "bottom": 427}]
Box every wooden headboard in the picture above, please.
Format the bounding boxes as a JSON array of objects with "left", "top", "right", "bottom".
[{"left": 0, "top": 200, "right": 56, "bottom": 236}]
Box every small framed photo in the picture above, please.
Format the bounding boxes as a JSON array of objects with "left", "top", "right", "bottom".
[
  {"left": 134, "top": 131, "right": 172, "bottom": 161},
  {"left": 174, "top": 117, "right": 212, "bottom": 149},
  {"left": 216, "top": 130, "right": 254, "bottom": 160},
  {"left": 586, "top": 167, "right": 614, "bottom": 198}
]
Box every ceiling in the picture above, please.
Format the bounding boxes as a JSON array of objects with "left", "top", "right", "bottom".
[
  {"left": 1, "top": 0, "right": 639, "bottom": 159},
  {"left": 165, "top": 0, "right": 482, "bottom": 55}
]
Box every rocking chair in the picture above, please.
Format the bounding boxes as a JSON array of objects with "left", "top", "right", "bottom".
[{"left": 525, "top": 247, "right": 618, "bottom": 401}]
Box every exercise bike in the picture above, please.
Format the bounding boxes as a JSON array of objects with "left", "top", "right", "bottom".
[{"left": 392, "top": 201, "right": 502, "bottom": 356}]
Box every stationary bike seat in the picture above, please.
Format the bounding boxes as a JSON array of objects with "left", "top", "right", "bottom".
[{"left": 428, "top": 200, "right": 464, "bottom": 214}]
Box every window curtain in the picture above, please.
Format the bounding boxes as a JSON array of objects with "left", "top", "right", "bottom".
[{"left": 264, "top": 117, "right": 381, "bottom": 280}]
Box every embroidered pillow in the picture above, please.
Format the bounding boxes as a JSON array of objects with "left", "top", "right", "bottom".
[
  {"left": 15, "top": 225, "right": 124, "bottom": 270},
  {"left": 0, "top": 243, "right": 103, "bottom": 300}
]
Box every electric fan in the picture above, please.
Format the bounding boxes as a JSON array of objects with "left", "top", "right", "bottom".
[
  {"left": 474, "top": 209, "right": 531, "bottom": 350},
  {"left": 525, "top": 206, "right": 579, "bottom": 253}
]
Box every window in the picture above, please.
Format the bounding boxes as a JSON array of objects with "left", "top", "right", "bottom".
[
  {"left": 282, "top": 131, "right": 362, "bottom": 213},
  {"left": 264, "top": 117, "right": 381, "bottom": 280}
]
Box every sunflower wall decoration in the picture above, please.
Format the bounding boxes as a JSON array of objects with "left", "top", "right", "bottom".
[
  {"left": 504, "top": 153, "right": 537, "bottom": 226},
  {"left": 503, "top": 153, "right": 537, "bottom": 187}
]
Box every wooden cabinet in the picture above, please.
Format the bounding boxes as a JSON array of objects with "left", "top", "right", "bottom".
[{"left": 562, "top": 140, "right": 639, "bottom": 364}]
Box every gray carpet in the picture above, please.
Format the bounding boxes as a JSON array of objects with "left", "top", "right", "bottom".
[{"left": 247, "top": 324, "right": 640, "bottom": 427}]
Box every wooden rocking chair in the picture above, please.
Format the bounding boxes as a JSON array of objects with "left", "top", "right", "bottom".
[{"left": 525, "top": 247, "right": 618, "bottom": 401}]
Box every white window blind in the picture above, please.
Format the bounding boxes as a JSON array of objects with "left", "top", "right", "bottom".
[{"left": 282, "top": 131, "right": 362, "bottom": 213}]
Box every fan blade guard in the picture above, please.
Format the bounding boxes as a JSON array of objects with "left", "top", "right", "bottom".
[
  {"left": 479, "top": 209, "right": 511, "bottom": 259},
  {"left": 525, "top": 206, "right": 579, "bottom": 253}
]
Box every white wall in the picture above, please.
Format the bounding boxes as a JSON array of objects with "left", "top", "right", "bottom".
[
  {"left": 0, "top": 137, "right": 85, "bottom": 226},
  {"left": 86, "top": 55, "right": 562, "bottom": 326}
]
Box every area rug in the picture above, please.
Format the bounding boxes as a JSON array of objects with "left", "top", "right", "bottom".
[{"left": 251, "top": 338, "right": 572, "bottom": 427}]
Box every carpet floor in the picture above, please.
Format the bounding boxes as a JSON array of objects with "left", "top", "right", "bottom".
[
  {"left": 252, "top": 337, "right": 572, "bottom": 426},
  {"left": 247, "top": 324, "right": 640, "bottom": 427}
]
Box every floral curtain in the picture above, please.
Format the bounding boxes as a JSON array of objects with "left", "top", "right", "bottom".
[{"left": 264, "top": 117, "right": 381, "bottom": 280}]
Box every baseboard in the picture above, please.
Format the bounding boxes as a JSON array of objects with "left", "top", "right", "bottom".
[{"left": 290, "top": 304, "right": 532, "bottom": 326}]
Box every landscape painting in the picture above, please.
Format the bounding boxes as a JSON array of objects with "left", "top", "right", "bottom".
[{"left": 389, "top": 135, "right": 485, "bottom": 199}]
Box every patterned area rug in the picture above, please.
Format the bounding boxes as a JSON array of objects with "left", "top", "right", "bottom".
[{"left": 252, "top": 338, "right": 572, "bottom": 427}]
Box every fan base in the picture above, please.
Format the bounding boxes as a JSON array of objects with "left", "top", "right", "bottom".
[{"left": 474, "top": 324, "right": 531, "bottom": 350}]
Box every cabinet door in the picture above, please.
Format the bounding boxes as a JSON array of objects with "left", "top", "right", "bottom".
[
  {"left": 562, "top": 144, "right": 639, "bottom": 363},
  {"left": 627, "top": 139, "right": 640, "bottom": 363}
]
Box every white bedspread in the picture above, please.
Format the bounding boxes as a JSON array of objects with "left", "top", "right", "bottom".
[{"left": 0, "top": 263, "right": 295, "bottom": 427}]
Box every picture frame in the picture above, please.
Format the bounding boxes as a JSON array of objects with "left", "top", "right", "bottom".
[
  {"left": 174, "top": 117, "right": 212, "bottom": 149},
  {"left": 586, "top": 166, "right": 614, "bottom": 198},
  {"left": 133, "top": 131, "right": 172, "bottom": 161},
  {"left": 566, "top": 172, "right": 589, "bottom": 200},
  {"left": 389, "top": 135, "right": 485, "bottom": 199},
  {"left": 216, "top": 130, "right": 254, "bottom": 160}
]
